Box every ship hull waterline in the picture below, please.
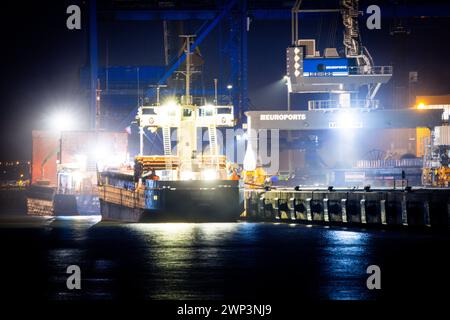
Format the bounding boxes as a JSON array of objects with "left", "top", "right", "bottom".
[{"left": 99, "top": 179, "right": 243, "bottom": 223}]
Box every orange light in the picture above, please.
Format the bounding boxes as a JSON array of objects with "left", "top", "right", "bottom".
[{"left": 417, "top": 102, "right": 426, "bottom": 109}]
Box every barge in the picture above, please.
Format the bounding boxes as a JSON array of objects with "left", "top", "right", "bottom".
[{"left": 98, "top": 169, "right": 241, "bottom": 222}]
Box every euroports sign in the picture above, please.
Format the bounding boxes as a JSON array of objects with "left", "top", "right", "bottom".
[
  {"left": 260, "top": 114, "right": 306, "bottom": 121},
  {"left": 303, "top": 58, "right": 349, "bottom": 77}
]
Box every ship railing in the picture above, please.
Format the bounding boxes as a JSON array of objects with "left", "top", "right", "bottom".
[
  {"left": 348, "top": 65, "right": 393, "bottom": 75},
  {"left": 56, "top": 185, "right": 100, "bottom": 196},
  {"left": 354, "top": 158, "right": 423, "bottom": 168},
  {"left": 136, "top": 155, "right": 180, "bottom": 171},
  {"left": 200, "top": 155, "right": 227, "bottom": 168},
  {"left": 98, "top": 184, "right": 145, "bottom": 209},
  {"left": 308, "top": 99, "right": 379, "bottom": 111}
]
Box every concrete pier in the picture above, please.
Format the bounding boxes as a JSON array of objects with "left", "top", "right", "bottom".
[{"left": 244, "top": 188, "right": 450, "bottom": 228}]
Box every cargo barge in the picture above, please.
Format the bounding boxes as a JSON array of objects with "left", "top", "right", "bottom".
[{"left": 98, "top": 169, "right": 241, "bottom": 222}]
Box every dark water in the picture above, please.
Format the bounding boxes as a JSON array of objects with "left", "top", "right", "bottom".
[{"left": 0, "top": 215, "right": 449, "bottom": 301}]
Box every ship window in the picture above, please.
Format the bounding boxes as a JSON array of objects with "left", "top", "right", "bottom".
[
  {"left": 200, "top": 108, "right": 215, "bottom": 117},
  {"left": 183, "top": 109, "right": 192, "bottom": 117},
  {"left": 142, "top": 108, "right": 156, "bottom": 115},
  {"left": 217, "top": 108, "right": 231, "bottom": 114}
]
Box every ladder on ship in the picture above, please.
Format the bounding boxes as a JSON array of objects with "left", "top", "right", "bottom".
[
  {"left": 162, "top": 125, "right": 172, "bottom": 170},
  {"left": 208, "top": 123, "right": 219, "bottom": 169}
]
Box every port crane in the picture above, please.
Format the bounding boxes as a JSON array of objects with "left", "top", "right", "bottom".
[{"left": 287, "top": 0, "right": 392, "bottom": 112}]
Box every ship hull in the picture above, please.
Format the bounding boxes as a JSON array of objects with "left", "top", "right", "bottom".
[
  {"left": 27, "top": 184, "right": 99, "bottom": 216},
  {"left": 99, "top": 180, "right": 243, "bottom": 222}
]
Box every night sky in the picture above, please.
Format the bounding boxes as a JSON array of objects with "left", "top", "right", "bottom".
[{"left": 1, "top": 0, "right": 450, "bottom": 160}]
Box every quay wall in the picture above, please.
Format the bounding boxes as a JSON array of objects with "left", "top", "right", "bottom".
[{"left": 244, "top": 188, "right": 450, "bottom": 228}]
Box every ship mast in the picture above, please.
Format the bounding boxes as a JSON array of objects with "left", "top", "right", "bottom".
[{"left": 180, "top": 35, "right": 196, "bottom": 105}]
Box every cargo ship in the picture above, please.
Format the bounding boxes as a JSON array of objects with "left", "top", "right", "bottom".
[{"left": 97, "top": 35, "right": 243, "bottom": 222}]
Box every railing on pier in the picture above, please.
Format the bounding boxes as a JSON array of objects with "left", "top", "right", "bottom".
[{"left": 354, "top": 159, "right": 423, "bottom": 169}]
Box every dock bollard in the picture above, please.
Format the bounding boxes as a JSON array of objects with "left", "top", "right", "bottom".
[
  {"left": 305, "top": 198, "right": 312, "bottom": 221},
  {"left": 341, "top": 199, "right": 348, "bottom": 223},
  {"left": 360, "top": 198, "right": 367, "bottom": 224},
  {"left": 323, "top": 198, "right": 329, "bottom": 222},
  {"left": 380, "top": 199, "right": 387, "bottom": 225}
]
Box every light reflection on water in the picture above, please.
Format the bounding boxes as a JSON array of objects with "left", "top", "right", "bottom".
[
  {"left": 7, "top": 216, "right": 446, "bottom": 300},
  {"left": 127, "top": 223, "right": 246, "bottom": 299},
  {"left": 319, "top": 230, "right": 372, "bottom": 300},
  {"left": 42, "top": 220, "right": 378, "bottom": 300},
  {"left": 39, "top": 219, "right": 378, "bottom": 300}
]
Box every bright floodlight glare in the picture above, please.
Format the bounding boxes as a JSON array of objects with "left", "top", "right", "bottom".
[
  {"left": 49, "top": 110, "right": 77, "bottom": 131},
  {"left": 202, "top": 169, "right": 218, "bottom": 181},
  {"left": 243, "top": 145, "right": 257, "bottom": 171},
  {"left": 283, "top": 75, "right": 289, "bottom": 81},
  {"left": 337, "top": 111, "right": 358, "bottom": 129},
  {"left": 227, "top": 84, "right": 233, "bottom": 90},
  {"left": 338, "top": 112, "right": 354, "bottom": 129},
  {"left": 94, "top": 145, "right": 109, "bottom": 160},
  {"left": 163, "top": 99, "right": 178, "bottom": 109},
  {"left": 417, "top": 102, "right": 426, "bottom": 109},
  {"left": 180, "top": 170, "right": 195, "bottom": 180}
]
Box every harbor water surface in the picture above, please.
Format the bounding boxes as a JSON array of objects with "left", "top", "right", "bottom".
[{"left": 1, "top": 215, "right": 449, "bottom": 301}]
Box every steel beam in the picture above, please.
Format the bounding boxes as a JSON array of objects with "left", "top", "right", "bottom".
[{"left": 89, "top": 0, "right": 98, "bottom": 130}]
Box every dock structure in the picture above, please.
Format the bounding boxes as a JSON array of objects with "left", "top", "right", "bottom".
[{"left": 244, "top": 188, "right": 450, "bottom": 228}]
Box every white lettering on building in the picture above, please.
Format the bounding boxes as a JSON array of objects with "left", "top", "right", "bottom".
[{"left": 260, "top": 114, "right": 306, "bottom": 121}]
